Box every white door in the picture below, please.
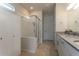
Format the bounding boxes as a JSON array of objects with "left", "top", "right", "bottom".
[
  {"left": 44, "top": 15, "right": 54, "bottom": 40},
  {"left": 44, "top": 16, "right": 50, "bottom": 40}
]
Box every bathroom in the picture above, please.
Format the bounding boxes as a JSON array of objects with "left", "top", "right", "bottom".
[{"left": 0, "top": 3, "right": 79, "bottom": 56}]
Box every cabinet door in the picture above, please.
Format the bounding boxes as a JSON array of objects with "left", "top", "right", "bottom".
[
  {"left": 57, "top": 35, "right": 79, "bottom": 56},
  {"left": 58, "top": 43, "right": 63, "bottom": 56},
  {"left": 57, "top": 35, "right": 70, "bottom": 56},
  {"left": 60, "top": 39, "right": 71, "bottom": 56},
  {"left": 55, "top": 34, "right": 59, "bottom": 49},
  {"left": 58, "top": 35, "right": 79, "bottom": 56},
  {"left": 66, "top": 43, "right": 79, "bottom": 56},
  {"left": 57, "top": 37, "right": 63, "bottom": 56}
]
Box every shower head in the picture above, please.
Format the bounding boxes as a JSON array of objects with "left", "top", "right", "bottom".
[{"left": 30, "top": 15, "right": 40, "bottom": 20}]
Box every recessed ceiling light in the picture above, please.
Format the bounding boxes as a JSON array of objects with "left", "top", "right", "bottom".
[{"left": 30, "top": 6, "right": 34, "bottom": 10}]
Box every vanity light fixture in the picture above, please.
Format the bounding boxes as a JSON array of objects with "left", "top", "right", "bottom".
[
  {"left": 0, "top": 3, "right": 15, "bottom": 12},
  {"left": 67, "top": 3, "right": 76, "bottom": 10},
  {"left": 73, "top": 3, "right": 79, "bottom": 10}
]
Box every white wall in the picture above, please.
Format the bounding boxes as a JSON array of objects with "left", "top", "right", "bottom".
[
  {"left": 56, "top": 4, "right": 68, "bottom": 32},
  {"left": 0, "top": 7, "right": 21, "bottom": 56}
]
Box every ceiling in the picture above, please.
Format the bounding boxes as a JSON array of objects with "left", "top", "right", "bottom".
[
  {"left": 11, "top": 3, "right": 70, "bottom": 16},
  {"left": 20, "top": 3, "right": 54, "bottom": 12}
]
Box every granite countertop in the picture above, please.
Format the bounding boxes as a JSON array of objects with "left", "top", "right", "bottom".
[{"left": 57, "top": 32, "right": 79, "bottom": 51}]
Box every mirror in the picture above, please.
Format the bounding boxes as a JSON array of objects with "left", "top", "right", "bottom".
[{"left": 67, "top": 8, "right": 79, "bottom": 32}]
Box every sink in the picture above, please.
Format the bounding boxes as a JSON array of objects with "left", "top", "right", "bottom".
[
  {"left": 74, "top": 40, "right": 79, "bottom": 45},
  {"left": 74, "top": 40, "right": 79, "bottom": 42}
]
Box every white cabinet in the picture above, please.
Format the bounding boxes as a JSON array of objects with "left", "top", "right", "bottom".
[
  {"left": 56, "top": 35, "right": 64, "bottom": 56},
  {"left": 57, "top": 40, "right": 63, "bottom": 56},
  {"left": 56, "top": 34, "right": 79, "bottom": 56},
  {"left": 59, "top": 38, "right": 71, "bottom": 56}
]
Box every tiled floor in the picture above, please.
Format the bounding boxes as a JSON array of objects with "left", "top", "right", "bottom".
[{"left": 21, "top": 40, "right": 58, "bottom": 56}]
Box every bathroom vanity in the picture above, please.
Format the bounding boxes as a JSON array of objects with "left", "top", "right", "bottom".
[{"left": 55, "top": 33, "right": 79, "bottom": 56}]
